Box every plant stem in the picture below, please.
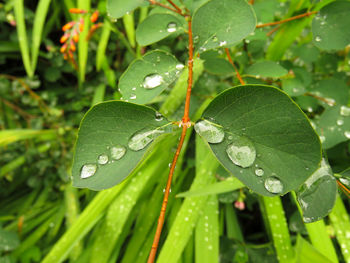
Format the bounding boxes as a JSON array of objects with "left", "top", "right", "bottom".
[
  {"left": 148, "top": 17, "right": 194, "bottom": 263},
  {"left": 167, "top": 0, "right": 183, "bottom": 14},
  {"left": 225, "top": 48, "right": 245, "bottom": 85},
  {"left": 148, "top": 0, "right": 185, "bottom": 16},
  {"left": 256, "top": 11, "right": 317, "bottom": 28}
]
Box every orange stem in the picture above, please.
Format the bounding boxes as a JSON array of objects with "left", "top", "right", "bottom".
[
  {"left": 147, "top": 17, "right": 194, "bottom": 263},
  {"left": 304, "top": 92, "right": 335, "bottom": 106},
  {"left": 266, "top": 25, "right": 280, "bottom": 36},
  {"left": 167, "top": 0, "right": 183, "bottom": 14},
  {"left": 148, "top": 0, "right": 186, "bottom": 16},
  {"left": 256, "top": 11, "right": 317, "bottom": 28},
  {"left": 225, "top": 48, "right": 245, "bottom": 85},
  {"left": 337, "top": 180, "right": 350, "bottom": 199}
]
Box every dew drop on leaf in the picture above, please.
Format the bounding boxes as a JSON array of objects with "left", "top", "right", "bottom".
[
  {"left": 128, "top": 128, "right": 164, "bottom": 151},
  {"left": 155, "top": 112, "right": 163, "bottom": 122},
  {"left": 219, "top": 41, "right": 227, "bottom": 46},
  {"left": 264, "top": 176, "right": 284, "bottom": 194},
  {"left": 143, "top": 74, "right": 163, "bottom": 89},
  {"left": 344, "top": 131, "right": 350, "bottom": 139},
  {"left": 337, "top": 119, "right": 344, "bottom": 126},
  {"left": 98, "top": 154, "right": 109, "bottom": 165},
  {"left": 340, "top": 105, "right": 350, "bottom": 116},
  {"left": 315, "top": 36, "right": 322, "bottom": 42},
  {"left": 194, "top": 120, "right": 224, "bottom": 144},
  {"left": 110, "top": 145, "right": 126, "bottom": 160},
  {"left": 225, "top": 136, "right": 256, "bottom": 168},
  {"left": 130, "top": 93, "right": 136, "bottom": 100},
  {"left": 80, "top": 164, "right": 97, "bottom": 179},
  {"left": 176, "top": 64, "right": 184, "bottom": 70},
  {"left": 255, "top": 168, "right": 264, "bottom": 177},
  {"left": 167, "top": 22, "right": 177, "bottom": 33}
]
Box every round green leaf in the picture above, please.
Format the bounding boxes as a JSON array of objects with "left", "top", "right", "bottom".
[
  {"left": 315, "top": 105, "right": 350, "bottom": 149},
  {"left": 296, "top": 158, "right": 337, "bottom": 223},
  {"left": 204, "top": 58, "right": 234, "bottom": 75},
  {"left": 192, "top": 0, "right": 256, "bottom": 52},
  {"left": 107, "top": 0, "right": 145, "bottom": 19},
  {"left": 312, "top": 1, "right": 350, "bottom": 51},
  {"left": 136, "top": 14, "right": 185, "bottom": 46},
  {"left": 246, "top": 61, "right": 288, "bottom": 78},
  {"left": 118, "top": 50, "right": 183, "bottom": 104},
  {"left": 72, "top": 101, "right": 171, "bottom": 190},
  {"left": 198, "top": 85, "right": 321, "bottom": 196}
]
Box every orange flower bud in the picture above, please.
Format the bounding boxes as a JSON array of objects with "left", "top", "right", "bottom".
[
  {"left": 63, "top": 53, "right": 68, "bottom": 60},
  {"left": 73, "top": 33, "right": 79, "bottom": 43},
  {"left": 70, "top": 42, "right": 76, "bottom": 52},
  {"left": 79, "top": 18, "right": 84, "bottom": 32},
  {"left": 87, "top": 23, "right": 102, "bottom": 40},
  {"left": 68, "top": 51, "right": 74, "bottom": 59},
  {"left": 62, "top": 21, "right": 75, "bottom": 31},
  {"left": 60, "top": 44, "right": 67, "bottom": 53},
  {"left": 69, "top": 8, "right": 87, "bottom": 14},
  {"left": 60, "top": 33, "right": 69, "bottom": 43},
  {"left": 90, "top": 11, "right": 99, "bottom": 23}
]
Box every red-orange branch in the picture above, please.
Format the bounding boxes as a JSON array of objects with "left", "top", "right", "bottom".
[
  {"left": 256, "top": 11, "right": 317, "bottom": 28},
  {"left": 225, "top": 48, "right": 245, "bottom": 85},
  {"left": 167, "top": 0, "right": 183, "bottom": 14},
  {"left": 148, "top": 0, "right": 186, "bottom": 16},
  {"left": 147, "top": 18, "right": 194, "bottom": 263},
  {"left": 337, "top": 180, "right": 350, "bottom": 199}
]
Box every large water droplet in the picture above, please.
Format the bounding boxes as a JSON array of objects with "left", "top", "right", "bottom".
[
  {"left": 264, "top": 177, "right": 283, "bottom": 194},
  {"left": 255, "top": 168, "right": 264, "bottom": 177},
  {"left": 344, "top": 131, "right": 350, "bottom": 139},
  {"left": 80, "top": 164, "right": 97, "bottom": 179},
  {"left": 110, "top": 145, "right": 126, "bottom": 160},
  {"left": 143, "top": 74, "right": 163, "bottom": 89},
  {"left": 128, "top": 128, "right": 164, "bottom": 151},
  {"left": 98, "top": 154, "right": 108, "bottom": 165},
  {"left": 194, "top": 120, "right": 224, "bottom": 144},
  {"left": 315, "top": 36, "right": 322, "bottom": 42},
  {"left": 176, "top": 64, "right": 184, "bottom": 70},
  {"left": 167, "top": 22, "right": 177, "bottom": 33},
  {"left": 226, "top": 136, "right": 256, "bottom": 168},
  {"left": 340, "top": 106, "right": 350, "bottom": 116},
  {"left": 219, "top": 41, "right": 227, "bottom": 47},
  {"left": 337, "top": 119, "right": 344, "bottom": 126}
]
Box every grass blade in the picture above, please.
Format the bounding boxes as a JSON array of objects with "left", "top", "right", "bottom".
[
  {"left": 123, "top": 11, "right": 136, "bottom": 48},
  {"left": 13, "top": 0, "right": 33, "bottom": 77},
  {"left": 31, "top": 0, "right": 52, "bottom": 73},
  {"left": 96, "top": 20, "right": 111, "bottom": 71}
]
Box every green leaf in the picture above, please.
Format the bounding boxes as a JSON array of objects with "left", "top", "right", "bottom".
[
  {"left": 71, "top": 101, "right": 172, "bottom": 190},
  {"left": 0, "top": 229, "right": 20, "bottom": 252},
  {"left": 245, "top": 61, "right": 288, "bottom": 78},
  {"left": 198, "top": 85, "right": 321, "bottom": 196},
  {"left": 312, "top": 1, "right": 350, "bottom": 51},
  {"left": 177, "top": 177, "right": 244, "bottom": 198},
  {"left": 296, "top": 158, "right": 337, "bottom": 223},
  {"left": 0, "top": 129, "right": 56, "bottom": 147},
  {"left": 119, "top": 50, "right": 182, "bottom": 104},
  {"left": 316, "top": 105, "right": 350, "bottom": 149},
  {"left": 203, "top": 58, "right": 234, "bottom": 75},
  {"left": 107, "top": 0, "right": 145, "bottom": 19},
  {"left": 136, "top": 13, "right": 185, "bottom": 46},
  {"left": 295, "top": 235, "right": 334, "bottom": 263},
  {"left": 192, "top": 0, "right": 256, "bottom": 52}
]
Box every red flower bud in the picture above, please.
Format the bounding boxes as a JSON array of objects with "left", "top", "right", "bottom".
[
  {"left": 69, "top": 8, "right": 87, "bottom": 14},
  {"left": 90, "top": 11, "right": 99, "bottom": 23},
  {"left": 60, "top": 33, "right": 69, "bottom": 43},
  {"left": 234, "top": 201, "right": 245, "bottom": 211},
  {"left": 62, "top": 21, "right": 75, "bottom": 31}
]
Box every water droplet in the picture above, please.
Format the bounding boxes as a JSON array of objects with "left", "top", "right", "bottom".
[
  {"left": 98, "top": 154, "right": 108, "bottom": 165},
  {"left": 315, "top": 36, "right": 322, "bottom": 42},
  {"left": 143, "top": 74, "right": 163, "bottom": 89},
  {"left": 167, "top": 22, "right": 177, "bottom": 33},
  {"left": 219, "top": 41, "right": 227, "bottom": 46},
  {"left": 344, "top": 131, "right": 350, "bottom": 139},
  {"left": 176, "top": 64, "right": 184, "bottom": 70},
  {"left": 255, "top": 168, "right": 264, "bottom": 177},
  {"left": 128, "top": 128, "right": 164, "bottom": 151},
  {"left": 131, "top": 87, "right": 136, "bottom": 91},
  {"left": 264, "top": 176, "right": 283, "bottom": 194},
  {"left": 337, "top": 119, "right": 344, "bottom": 126},
  {"left": 194, "top": 120, "right": 224, "bottom": 144},
  {"left": 319, "top": 135, "right": 326, "bottom": 143},
  {"left": 212, "top": 35, "right": 218, "bottom": 42},
  {"left": 340, "top": 106, "right": 350, "bottom": 116},
  {"left": 130, "top": 93, "right": 136, "bottom": 100},
  {"left": 110, "top": 145, "right": 126, "bottom": 160},
  {"left": 226, "top": 136, "right": 256, "bottom": 168},
  {"left": 80, "top": 164, "right": 97, "bottom": 179},
  {"left": 155, "top": 112, "right": 163, "bottom": 121}
]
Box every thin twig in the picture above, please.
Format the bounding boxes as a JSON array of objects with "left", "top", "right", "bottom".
[
  {"left": 147, "top": 18, "right": 194, "bottom": 263},
  {"left": 0, "top": 97, "right": 36, "bottom": 120},
  {"left": 256, "top": 11, "right": 317, "bottom": 28},
  {"left": 337, "top": 180, "right": 350, "bottom": 199},
  {"left": 266, "top": 25, "right": 280, "bottom": 36},
  {"left": 304, "top": 92, "right": 335, "bottom": 106},
  {"left": 225, "top": 48, "right": 245, "bottom": 85},
  {"left": 148, "top": 0, "right": 186, "bottom": 16},
  {"left": 167, "top": 0, "right": 183, "bottom": 14}
]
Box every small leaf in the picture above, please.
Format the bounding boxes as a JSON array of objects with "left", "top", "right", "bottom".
[
  {"left": 119, "top": 50, "right": 183, "bottom": 104},
  {"left": 312, "top": 1, "right": 350, "bottom": 51},
  {"left": 72, "top": 101, "right": 172, "bottom": 190},
  {"left": 296, "top": 158, "right": 337, "bottom": 223},
  {"left": 315, "top": 105, "right": 350, "bottom": 149},
  {"left": 246, "top": 61, "right": 288, "bottom": 78},
  {"left": 192, "top": 0, "right": 256, "bottom": 52},
  {"left": 197, "top": 85, "right": 321, "bottom": 196},
  {"left": 136, "top": 13, "right": 185, "bottom": 46},
  {"left": 107, "top": 0, "right": 145, "bottom": 19}
]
